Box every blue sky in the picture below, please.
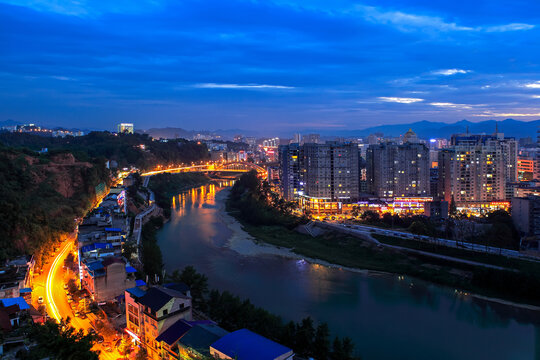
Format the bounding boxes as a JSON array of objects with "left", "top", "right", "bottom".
[{"left": 1, "top": 0, "right": 540, "bottom": 133}]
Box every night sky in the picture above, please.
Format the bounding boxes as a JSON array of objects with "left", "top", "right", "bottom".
[{"left": 1, "top": 0, "right": 540, "bottom": 133}]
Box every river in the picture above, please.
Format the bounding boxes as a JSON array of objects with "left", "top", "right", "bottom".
[{"left": 157, "top": 183, "right": 540, "bottom": 360}]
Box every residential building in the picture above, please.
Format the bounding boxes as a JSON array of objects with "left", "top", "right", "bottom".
[
  {"left": 278, "top": 143, "right": 303, "bottom": 200},
  {"left": 437, "top": 133, "right": 516, "bottom": 204},
  {"left": 512, "top": 195, "right": 540, "bottom": 239},
  {"left": 80, "top": 256, "right": 136, "bottom": 301},
  {"left": 210, "top": 329, "right": 294, "bottom": 360},
  {"left": 302, "top": 142, "right": 359, "bottom": 201},
  {"left": 303, "top": 133, "right": 320, "bottom": 144},
  {"left": 0, "top": 256, "right": 34, "bottom": 299},
  {"left": 366, "top": 141, "right": 430, "bottom": 198},
  {"left": 118, "top": 123, "right": 134, "bottom": 134},
  {"left": 125, "top": 284, "right": 193, "bottom": 360}
]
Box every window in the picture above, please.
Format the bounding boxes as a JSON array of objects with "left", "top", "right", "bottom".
[{"left": 162, "top": 309, "right": 168, "bottom": 316}]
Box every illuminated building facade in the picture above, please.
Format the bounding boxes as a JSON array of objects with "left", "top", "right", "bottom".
[
  {"left": 117, "top": 123, "right": 134, "bottom": 134},
  {"left": 366, "top": 142, "right": 430, "bottom": 198},
  {"left": 518, "top": 148, "right": 540, "bottom": 182},
  {"left": 302, "top": 142, "right": 359, "bottom": 201},
  {"left": 124, "top": 284, "right": 193, "bottom": 360},
  {"left": 438, "top": 133, "right": 517, "bottom": 204},
  {"left": 278, "top": 143, "right": 303, "bottom": 200}
]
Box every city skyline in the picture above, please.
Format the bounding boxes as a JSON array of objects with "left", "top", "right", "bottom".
[{"left": 2, "top": 0, "right": 540, "bottom": 131}]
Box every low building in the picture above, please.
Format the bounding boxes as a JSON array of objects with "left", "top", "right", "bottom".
[
  {"left": 158, "top": 320, "right": 229, "bottom": 359},
  {"left": 512, "top": 195, "right": 540, "bottom": 239},
  {"left": 210, "top": 329, "right": 294, "bottom": 360},
  {"left": 424, "top": 200, "right": 449, "bottom": 220},
  {"left": 124, "top": 284, "right": 193, "bottom": 360},
  {"left": 0, "top": 256, "right": 34, "bottom": 299},
  {"left": 80, "top": 257, "right": 136, "bottom": 301}
]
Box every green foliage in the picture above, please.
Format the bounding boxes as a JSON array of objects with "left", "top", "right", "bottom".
[
  {"left": 0, "top": 146, "right": 109, "bottom": 263},
  {"left": 206, "top": 289, "right": 360, "bottom": 359},
  {"left": 228, "top": 171, "right": 303, "bottom": 229},
  {"left": 18, "top": 319, "right": 98, "bottom": 360},
  {"left": 167, "top": 266, "right": 209, "bottom": 311},
  {"left": 141, "top": 216, "right": 164, "bottom": 278},
  {"left": 162, "top": 265, "right": 360, "bottom": 359},
  {"left": 0, "top": 131, "right": 209, "bottom": 171}
]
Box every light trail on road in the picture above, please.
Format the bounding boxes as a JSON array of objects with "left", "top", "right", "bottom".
[{"left": 46, "top": 240, "right": 72, "bottom": 322}]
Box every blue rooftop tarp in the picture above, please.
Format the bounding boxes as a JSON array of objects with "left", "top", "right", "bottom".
[
  {"left": 210, "top": 329, "right": 292, "bottom": 360},
  {"left": 105, "top": 227, "right": 122, "bottom": 232},
  {"left": 135, "top": 280, "right": 147, "bottom": 287},
  {"left": 87, "top": 261, "right": 104, "bottom": 271},
  {"left": 0, "top": 297, "right": 30, "bottom": 310},
  {"left": 19, "top": 288, "right": 32, "bottom": 294},
  {"left": 126, "top": 287, "right": 146, "bottom": 298},
  {"left": 125, "top": 266, "right": 137, "bottom": 273},
  {"left": 80, "top": 242, "right": 113, "bottom": 253}
]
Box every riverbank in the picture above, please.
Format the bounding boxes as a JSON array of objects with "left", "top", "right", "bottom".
[{"left": 225, "top": 193, "right": 540, "bottom": 309}]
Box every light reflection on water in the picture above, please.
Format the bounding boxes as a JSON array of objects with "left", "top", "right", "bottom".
[{"left": 158, "top": 183, "right": 540, "bottom": 360}]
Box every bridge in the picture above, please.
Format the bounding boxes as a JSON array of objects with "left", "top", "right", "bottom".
[{"left": 141, "top": 161, "right": 266, "bottom": 177}]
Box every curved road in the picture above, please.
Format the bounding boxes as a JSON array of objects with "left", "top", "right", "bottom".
[{"left": 43, "top": 240, "right": 123, "bottom": 359}]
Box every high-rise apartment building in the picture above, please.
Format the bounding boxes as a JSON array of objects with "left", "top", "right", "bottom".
[
  {"left": 366, "top": 142, "right": 430, "bottom": 198},
  {"left": 279, "top": 142, "right": 359, "bottom": 202},
  {"left": 303, "top": 133, "right": 321, "bottom": 144},
  {"left": 302, "top": 142, "right": 359, "bottom": 201},
  {"left": 117, "top": 123, "right": 134, "bottom": 134},
  {"left": 278, "top": 143, "right": 303, "bottom": 200},
  {"left": 437, "top": 133, "right": 516, "bottom": 202}
]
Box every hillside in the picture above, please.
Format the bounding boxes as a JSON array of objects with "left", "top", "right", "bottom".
[
  {"left": 0, "top": 147, "right": 110, "bottom": 265},
  {"left": 0, "top": 131, "right": 210, "bottom": 171}
]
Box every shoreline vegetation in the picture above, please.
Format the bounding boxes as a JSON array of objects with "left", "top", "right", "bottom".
[
  {"left": 226, "top": 171, "right": 540, "bottom": 310},
  {"left": 144, "top": 172, "right": 362, "bottom": 359}
]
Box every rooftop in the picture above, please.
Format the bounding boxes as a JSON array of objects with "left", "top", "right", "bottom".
[{"left": 211, "top": 329, "right": 293, "bottom": 360}]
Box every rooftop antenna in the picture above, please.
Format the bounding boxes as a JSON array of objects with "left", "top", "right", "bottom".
[{"left": 495, "top": 122, "right": 499, "bottom": 135}]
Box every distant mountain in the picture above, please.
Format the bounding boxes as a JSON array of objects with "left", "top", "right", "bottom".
[
  {"left": 334, "top": 119, "right": 540, "bottom": 139},
  {"left": 139, "top": 127, "right": 260, "bottom": 140},
  {"left": 0, "top": 119, "right": 23, "bottom": 127}
]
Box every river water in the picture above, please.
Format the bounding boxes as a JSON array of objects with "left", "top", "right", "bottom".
[{"left": 157, "top": 183, "right": 540, "bottom": 360}]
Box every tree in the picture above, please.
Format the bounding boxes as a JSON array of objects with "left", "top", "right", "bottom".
[
  {"left": 24, "top": 319, "right": 98, "bottom": 360},
  {"left": 449, "top": 196, "right": 457, "bottom": 217},
  {"left": 168, "top": 266, "right": 209, "bottom": 311},
  {"left": 122, "top": 241, "right": 138, "bottom": 261},
  {"left": 331, "top": 337, "right": 344, "bottom": 360},
  {"left": 408, "top": 221, "right": 429, "bottom": 236},
  {"left": 295, "top": 317, "right": 315, "bottom": 356},
  {"left": 135, "top": 347, "right": 148, "bottom": 360},
  {"left": 68, "top": 278, "right": 79, "bottom": 294},
  {"left": 313, "top": 323, "right": 330, "bottom": 359}
]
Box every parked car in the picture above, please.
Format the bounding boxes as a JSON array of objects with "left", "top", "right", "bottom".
[
  {"left": 38, "top": 296, "right": 44, "bottom": 304},
  {"left": 63, "top": 283, "right": 68, "bottom": 290},
  {"left": 73, "top": 311, "right": 80, "bottom": 317}
]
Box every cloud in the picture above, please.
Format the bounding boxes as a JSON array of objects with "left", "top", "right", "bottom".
[
  {"left": 430, "top": 102, "right": 473, "bottom": 109},
  {"left": 194, "top": 83, "right": 295, "bottom": 90},
  {"left": 524, "top": 82, "right": 540, "bottom": 89},
  {"left": 354, "top": 5, "right": 534, "bottom": 33},
  {"left": 474, "top": 112, "right": 540, "bottom": 117},
  {"left": 432, "top": 69, "right": 470, "bottom": 76},
  {"left": 484, "top": 23, "right": 535, "bottom": 32},
  {"left": 532, "top": 95, "right": 540, "bottom": 99},
  {"left": 378, "top": 97, "right": 424, "bottom": 104}
]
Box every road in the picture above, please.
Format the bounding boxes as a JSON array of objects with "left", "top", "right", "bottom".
[
  {"left": 326, "top": 221, "right": 540, "bottom": 261},
  {"left": 39, "top": 239, "right": 124, "bottom": 359}
]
